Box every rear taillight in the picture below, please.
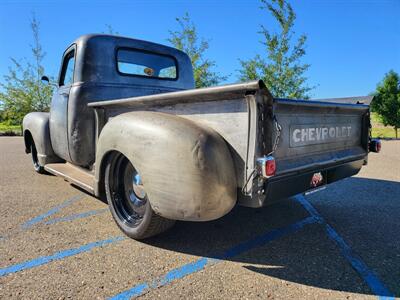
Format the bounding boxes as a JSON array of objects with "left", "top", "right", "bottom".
[
  {"left": 369, "top": 139, "right": 381, "bottom": 153},
  {"left": 256, "top": 156, "right": 276, "bottom": 178}
]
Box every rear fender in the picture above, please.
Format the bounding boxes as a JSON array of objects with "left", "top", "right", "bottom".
[{"left": 95, "top": 111, "right": 237, "bottom": 221}]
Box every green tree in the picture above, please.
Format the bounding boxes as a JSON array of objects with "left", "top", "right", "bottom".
[
  {"left": 371, "top": 70, "right": 400, "bottom": 138},
  {"left": 238, "top": 0, "right": 313, "bottom": 99},
  {"left": 0, "top": 15, "right": 53, "bottom": 125},
  {"left": 168, "top": 13, "right": 226, "bottom": 88}
]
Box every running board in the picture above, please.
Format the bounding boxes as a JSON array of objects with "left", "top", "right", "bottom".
[{"left": 44, "top": 163, "right": 95, "bottom": 194}]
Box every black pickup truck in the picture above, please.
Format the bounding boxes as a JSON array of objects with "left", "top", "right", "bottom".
[{"left": 23, "top": 34, "right": 381, "bottom": 239}]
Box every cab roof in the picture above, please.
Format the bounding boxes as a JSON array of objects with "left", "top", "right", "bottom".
[{"left": 67, "top": 34, "right": 194, "bottom": 90}]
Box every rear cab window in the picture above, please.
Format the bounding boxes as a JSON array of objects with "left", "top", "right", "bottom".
[{"left": 117, "top": 48, "right": 178, "bottom": 80}]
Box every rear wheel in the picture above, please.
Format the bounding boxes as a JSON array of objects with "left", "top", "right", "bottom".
[
  {"left": 30, "top": 141, "right": 45, "bottom": 174},
  {"left": 105, "top": 153, "right": 175, "bottom": 239}
]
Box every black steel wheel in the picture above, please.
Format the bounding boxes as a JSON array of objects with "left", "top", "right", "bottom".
[
  {"left": 105, "top": 153, "right": 175, "bottom": 239},
  {"left": 30, "top": 141, "right": 45, "bottom": 174}
]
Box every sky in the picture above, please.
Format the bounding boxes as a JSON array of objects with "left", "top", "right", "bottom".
[{"left": 0, "top": 0, "right": 399, "bottom": 99}]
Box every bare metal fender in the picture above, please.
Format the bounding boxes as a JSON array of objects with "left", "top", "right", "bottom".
[
  {"left": 22, "top": 112, "right": 61, "bottom": 166},
  {"left": 95, "top": 111, "right": 237, "bottom": 221}
]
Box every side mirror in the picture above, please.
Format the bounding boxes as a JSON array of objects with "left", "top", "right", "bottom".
[
  {"left": 41, "top": 75, "right": 50, "bottom": 83},
  {"left": 41, "top": 75, "right": 57, "bottom": 87}
]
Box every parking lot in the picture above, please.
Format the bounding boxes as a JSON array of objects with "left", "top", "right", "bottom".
[{"left": 0, "top": 137, "right": 399, "bottom": 299}]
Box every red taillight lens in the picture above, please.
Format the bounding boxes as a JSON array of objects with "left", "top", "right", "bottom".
[
  {"left": 257, "top": 156, "right": 276, "bottom": 178},
  {"left": 265, "top": 157, "right": 276, "bottom": 177}
]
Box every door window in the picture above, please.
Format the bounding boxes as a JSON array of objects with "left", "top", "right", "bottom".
[{"left": 59, "top": 49, "right": 75, "bottom": 86}]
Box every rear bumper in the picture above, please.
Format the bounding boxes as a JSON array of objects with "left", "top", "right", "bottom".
[{"left": 239, "top": 158, "right": 365, "bottom": 208}]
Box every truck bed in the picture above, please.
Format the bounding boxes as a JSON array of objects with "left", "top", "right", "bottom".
[
  {"left": 89, "top": 81, "right": 262, "bottom": 189},
  {"left": 89, "top": 80, "right": 370, "bottom": 206}
]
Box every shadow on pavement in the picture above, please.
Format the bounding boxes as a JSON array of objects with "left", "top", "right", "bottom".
[{"left": 142, "top": 177, "right": 400, "bottom": 297}]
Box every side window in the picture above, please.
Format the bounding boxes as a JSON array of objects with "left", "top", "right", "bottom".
[{"left": 59, "top": 49, "right": 75, "bottom": 86}]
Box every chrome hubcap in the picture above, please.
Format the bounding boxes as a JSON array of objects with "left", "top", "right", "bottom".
[
  {"left": 123, "top": 163, "right": 147, "bottom": 219},
  {"left": 132, "top": 173, "right": 146, "bottom": 199},
  {"left": 110, "top": 155, "right": 148, "bottom": 228}
]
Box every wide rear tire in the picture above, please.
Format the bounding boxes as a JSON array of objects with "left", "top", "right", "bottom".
[{"left": 104, "top": 153, "right": 175, "bottom": 240}]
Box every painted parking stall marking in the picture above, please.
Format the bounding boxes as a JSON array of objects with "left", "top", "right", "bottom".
[
  {"left": 1, "top": 188, "right": 394, "bottom": 299},
  {"left": 1, "top": 194, "right": 108, "bottom": 242},
  {"left": 109, "top": 194, "right": 395, "bottom": 299},
  {"left": 0, "top": 236, "right": 125, "bottom": 277},
  {"left": 294, "top": 195, "right": 395, "bottom": 300},
  {"left": 21, "top": 194, "right": 85, "bottom": 229},
  {"left": 43, "top": 208, "right": 108, "bottom": 225},
  {"left": 109, "top": 216, "right": 318, "bottom": 299}
]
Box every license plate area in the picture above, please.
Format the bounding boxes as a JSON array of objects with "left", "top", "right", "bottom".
[{"left": 310, "top": 171, "right": 325, "bottom": 188}]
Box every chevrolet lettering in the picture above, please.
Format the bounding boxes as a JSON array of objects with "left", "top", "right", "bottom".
[{"left": 292, "top": 125, "right": 352, "bottom": 145}]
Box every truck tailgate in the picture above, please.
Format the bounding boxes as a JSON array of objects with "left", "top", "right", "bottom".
[
  {"left": 272, "top": 98, "right": 370, "bottom": 176},
  {"left": 248, "top": 98, "right": 371, "bottom": 206}
]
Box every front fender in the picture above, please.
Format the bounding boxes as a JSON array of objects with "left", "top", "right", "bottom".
[
  {"left": 22, "top": 112, "right": 61, "bottom": 165},
  {"left": 95, "top": 111, "right": 237, "bottom": 221}
]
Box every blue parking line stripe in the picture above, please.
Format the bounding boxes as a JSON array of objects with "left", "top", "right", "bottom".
[
  {"left": 293, "top": 194, "right": 322, "bottom": 222},
  {"left": 155, "top": 257, "right": 213, "bottom": 287},
  {"left": 21, "top": 194, "right": 85, "bottom": 229},
  {"left": 109, "top": 283, "right": 150, "bottom": 300},
  {"left": 0, "top": 236, "right": 125, "bottom": 277},
  {"left": 108, "top": 216, "right": 317, "bottom": 299},
  {"left": 324, "top": 224, "right": 394, "bottom": 300},
  {"left": 294, "top": 195, "right": 394, "bottom": 300},
  {"left": 43, "top": 208, "right": 108, "bottom": 225},
  {"left": 218, "top": 216, "right": 316, "bottom": 260}
]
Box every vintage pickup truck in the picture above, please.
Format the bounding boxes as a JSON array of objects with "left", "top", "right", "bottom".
[{"left": 23, "top": 34, "right": 380, "bottom": 239}]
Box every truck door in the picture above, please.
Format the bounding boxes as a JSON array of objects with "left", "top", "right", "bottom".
[{"left": 49, "top": 45, "right": 76, "bottom": 162}]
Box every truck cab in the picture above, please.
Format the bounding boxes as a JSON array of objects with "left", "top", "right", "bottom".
[
  {"left": 26, "top": 34, "right": 194, "bottom": 169},
  {"left": 23, "top": 34, "right": 380, "bottom": 240}
]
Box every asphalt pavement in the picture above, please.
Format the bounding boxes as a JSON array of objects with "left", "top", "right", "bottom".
[{"left": 0, "top": 137, "right": 399, "bottom": 299}]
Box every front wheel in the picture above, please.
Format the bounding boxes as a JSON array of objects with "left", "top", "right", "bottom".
[{"left": 104, "top": 153, "right": 175, "bottom": 239}]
